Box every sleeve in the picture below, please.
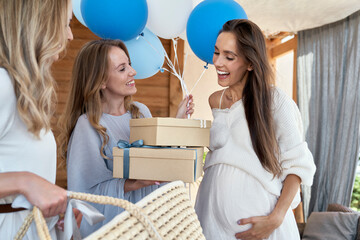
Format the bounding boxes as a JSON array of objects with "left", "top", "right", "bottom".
[
  {"left": 133, "top": 101, "right": 152, "bottom": 118},
  {"left": 67, "top": 115, "right": 162, "bottom": 234},
  {"left": 0, "top": 72, "right": 16, "bottom": 139},
  {"left": 273, "top": 89, "right": 316, "bottom": 186},
  {"left": 66, "top": 115, "right": 128, "bottom": 200}
]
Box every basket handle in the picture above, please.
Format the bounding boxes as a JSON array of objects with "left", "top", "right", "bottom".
[
  {"left": 68, "top": 191, "right": 163, "bottom": 240},
  {"left": 15, "top": 206, "right": 52, "bottom": 240},
  {"left": 15, "top": 192, "right": 163, "bottom": 240}
]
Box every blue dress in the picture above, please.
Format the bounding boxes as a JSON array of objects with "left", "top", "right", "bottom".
[{"left": 67, "top": 102, "right": 162, "bottom": 237}]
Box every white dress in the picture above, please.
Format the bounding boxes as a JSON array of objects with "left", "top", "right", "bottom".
[
  {"left": 195, "top": 88, "right": 316, "bottom": 240},
  {"left": 0, "top": 68, "right": 58, "bottom": 239}
]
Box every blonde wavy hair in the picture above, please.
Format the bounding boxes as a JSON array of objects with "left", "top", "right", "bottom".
[
  {"left": 58, "top": 39, "right": 142, "bottom": 162},
  {"left": 0, "top": 0, "right": 69, "bottom": 137}
]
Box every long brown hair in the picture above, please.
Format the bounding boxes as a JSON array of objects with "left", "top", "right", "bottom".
[
  {"left": 220, "top": 19, "right": 281, "bottom": 176},
  {"left": 0, "top": 0, "right": 69, "bottom": 137},
  {"left": 58, "top": 39, "right": 142, "bottom": 162}
]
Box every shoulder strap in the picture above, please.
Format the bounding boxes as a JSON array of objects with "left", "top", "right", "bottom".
[{"left": 219, "top": 89, "right": 226, "bottom": 109}]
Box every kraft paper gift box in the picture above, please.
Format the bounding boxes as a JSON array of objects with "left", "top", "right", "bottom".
[
  {"left": 129, "top": 117, "right": 211, "bottom": 147},
  {"left": 113, "top": 146, "right": 204, "bottom": 183}
]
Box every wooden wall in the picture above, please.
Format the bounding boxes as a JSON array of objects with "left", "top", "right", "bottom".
[
  {"left": 266, "top": 33, "right": 298, "bottom": 102},
  {"left": 53, "top": 18, "right": 183, "bottom": 188}
]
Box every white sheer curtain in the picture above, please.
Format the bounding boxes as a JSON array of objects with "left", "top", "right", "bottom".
[{"left": 297, "top": 10, "right": 360, "bottom": 217}]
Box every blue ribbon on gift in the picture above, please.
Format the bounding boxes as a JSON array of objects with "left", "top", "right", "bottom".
[
  {"left": 117, "top": 139, "right": 145, "bottom": 179},
  {"left": 117, "top": 139, "right": 199, "bottom": 181}
]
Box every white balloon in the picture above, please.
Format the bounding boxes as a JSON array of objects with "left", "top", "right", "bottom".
[
  {"left": 178, "top": 0, "right": 203, "bottom": 41},
  {"left": 72, "top": 0, "right": 87, "bottom": 27},
  {"left": 178, "top": 30, "right": 187, "bottom": 41},
  {"left": 192, "top": 0, "right": 204, "bottom": 8},
  {"left": 146, "top": 0, "right": 193, "bottom": 39}
]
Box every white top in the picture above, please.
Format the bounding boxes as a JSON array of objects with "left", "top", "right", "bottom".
[
  {"left": 0, "top": 68, "right": 57, "bottom": 239},
  {"left": 204, "top": 87, "right": 316, "bottom": 197}
]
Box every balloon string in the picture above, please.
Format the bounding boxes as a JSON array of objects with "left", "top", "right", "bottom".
[
  {"left": 142, "top": 33, "right": 205, "bottom": 98},
  {"left": 162, "top": 43, "right": 189, "bottom": 97},
  {"left": 162, "top": 68, "right": 188, "bottom": 97},
  {"left": 172, "top": 39, "right": 178, "bottom": 72},
  {"left": 170, "top": 39, "right": 186, "bottom": 96},
  {"left": 181, "top": 52, "right": 188, "bottom": 80},
  {"left": 172, "top": 38, "right": 180, "bottom": 74},
  {"left": 140, "top": 34, "right": 189, "bottom": 96},
  {"left": 140, "top": 33, "right": 165, "bottom": 61},
  {"left": 163, "top": 42, "right": 207, "bottom": 98},
  {"left": 189, "top": 66, "right": 207, "bottom": 94}
]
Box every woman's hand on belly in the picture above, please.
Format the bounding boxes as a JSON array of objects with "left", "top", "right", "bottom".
[{"left": 234, "top": 213, "right": 282, "bottom": 240}]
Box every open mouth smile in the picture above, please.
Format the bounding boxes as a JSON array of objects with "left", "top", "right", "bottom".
[{"left": 126, "top": 80, "right": 135, "bottom": 86}]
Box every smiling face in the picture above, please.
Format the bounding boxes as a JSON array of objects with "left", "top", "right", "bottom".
[
  {"left": 101, "top": 46, "right": 137, "bottom": 100},
  {"left": 213, "top": 32, "right": 251, "bottom": 88}
]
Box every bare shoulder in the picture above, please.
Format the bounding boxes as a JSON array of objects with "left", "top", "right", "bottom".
[{"left": 209, "top": 90, "right": 224, "bottom": 109}]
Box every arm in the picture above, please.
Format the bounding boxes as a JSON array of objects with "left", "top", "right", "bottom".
[
  {"left": 235, "top": 174, "right": 300, "bottom": 240},
  {"left": 236, "top": 89, "right": 316, "bottom": 239},
  {"left": 124, "top": 180, "right": 160, "bottom": 193},
  {"left": 208, "top": 91, "right": 220, "bottom": 109},
  {"left": 67, "top": 115, "right": 158, "bottom": 198},
  {"left": 270, "top": 174, "right": 301, "bottom": 223},
  {"left": 67, "top": 116, "right": 125, "bottom": 197},
  {"left": 0, "top": 172, "right": 67, "bottom": 218}
]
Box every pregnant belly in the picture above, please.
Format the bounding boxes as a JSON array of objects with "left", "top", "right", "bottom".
[{"left": 199, "top": 163, "right": 278, "bottom": 232}]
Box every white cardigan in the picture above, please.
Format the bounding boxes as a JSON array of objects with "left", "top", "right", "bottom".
[{"left": 204, "top": 87, "right": 316, "bottom": 198}]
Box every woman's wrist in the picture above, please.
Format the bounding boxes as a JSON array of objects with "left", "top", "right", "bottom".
[
  {"left": 269, "top": 207, "right": 286, "bottom": 227},
  {"left": 124, "top": 180, "right": 159, "bottom": 193},
  {"left": 124, "top": 179, "right": 143, "bottom": 193},
  {"left": 124, "top": 179, "right": 135, "bottom": 193},
  {"left": 17, "top": 172, "right": 37, "bottom": 197}
]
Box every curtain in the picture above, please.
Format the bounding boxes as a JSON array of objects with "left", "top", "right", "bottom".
[{"left": 297, "top": 10, "right": 360, "bottom": 217}]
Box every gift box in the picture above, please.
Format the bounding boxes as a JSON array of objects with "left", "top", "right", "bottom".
[
  {"left": 129, "top": 117, "right": 211, "bottom": 147},
  {"left": 113, "top": 146, "right": 203, "bottom": 183}
]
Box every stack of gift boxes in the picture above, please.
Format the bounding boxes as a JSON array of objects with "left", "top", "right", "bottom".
[{"left": 113, "top": 117, "right": 211, "bottom": 183}]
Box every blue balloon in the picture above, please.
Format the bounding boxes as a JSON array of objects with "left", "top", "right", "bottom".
[
  {"left": 81, "top": 0, "right": 148, "bottom": 41},
  {"left": 186, "top": 0, "right": 247, "bottom": 64},
  {"left": 124, "top": 28, "right": 165, "bottom": 79}
]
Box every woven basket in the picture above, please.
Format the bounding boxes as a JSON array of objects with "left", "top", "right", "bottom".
[{"left": 16, "top": 181, "right": 205, "bottom": 240}]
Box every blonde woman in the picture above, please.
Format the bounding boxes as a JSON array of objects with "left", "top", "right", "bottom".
[
  {"left": 0, "top": 0, "right": 74, "bottom": 238},
  {"left": 58, "top": 39, "right": 194, "bottom": 237}
]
